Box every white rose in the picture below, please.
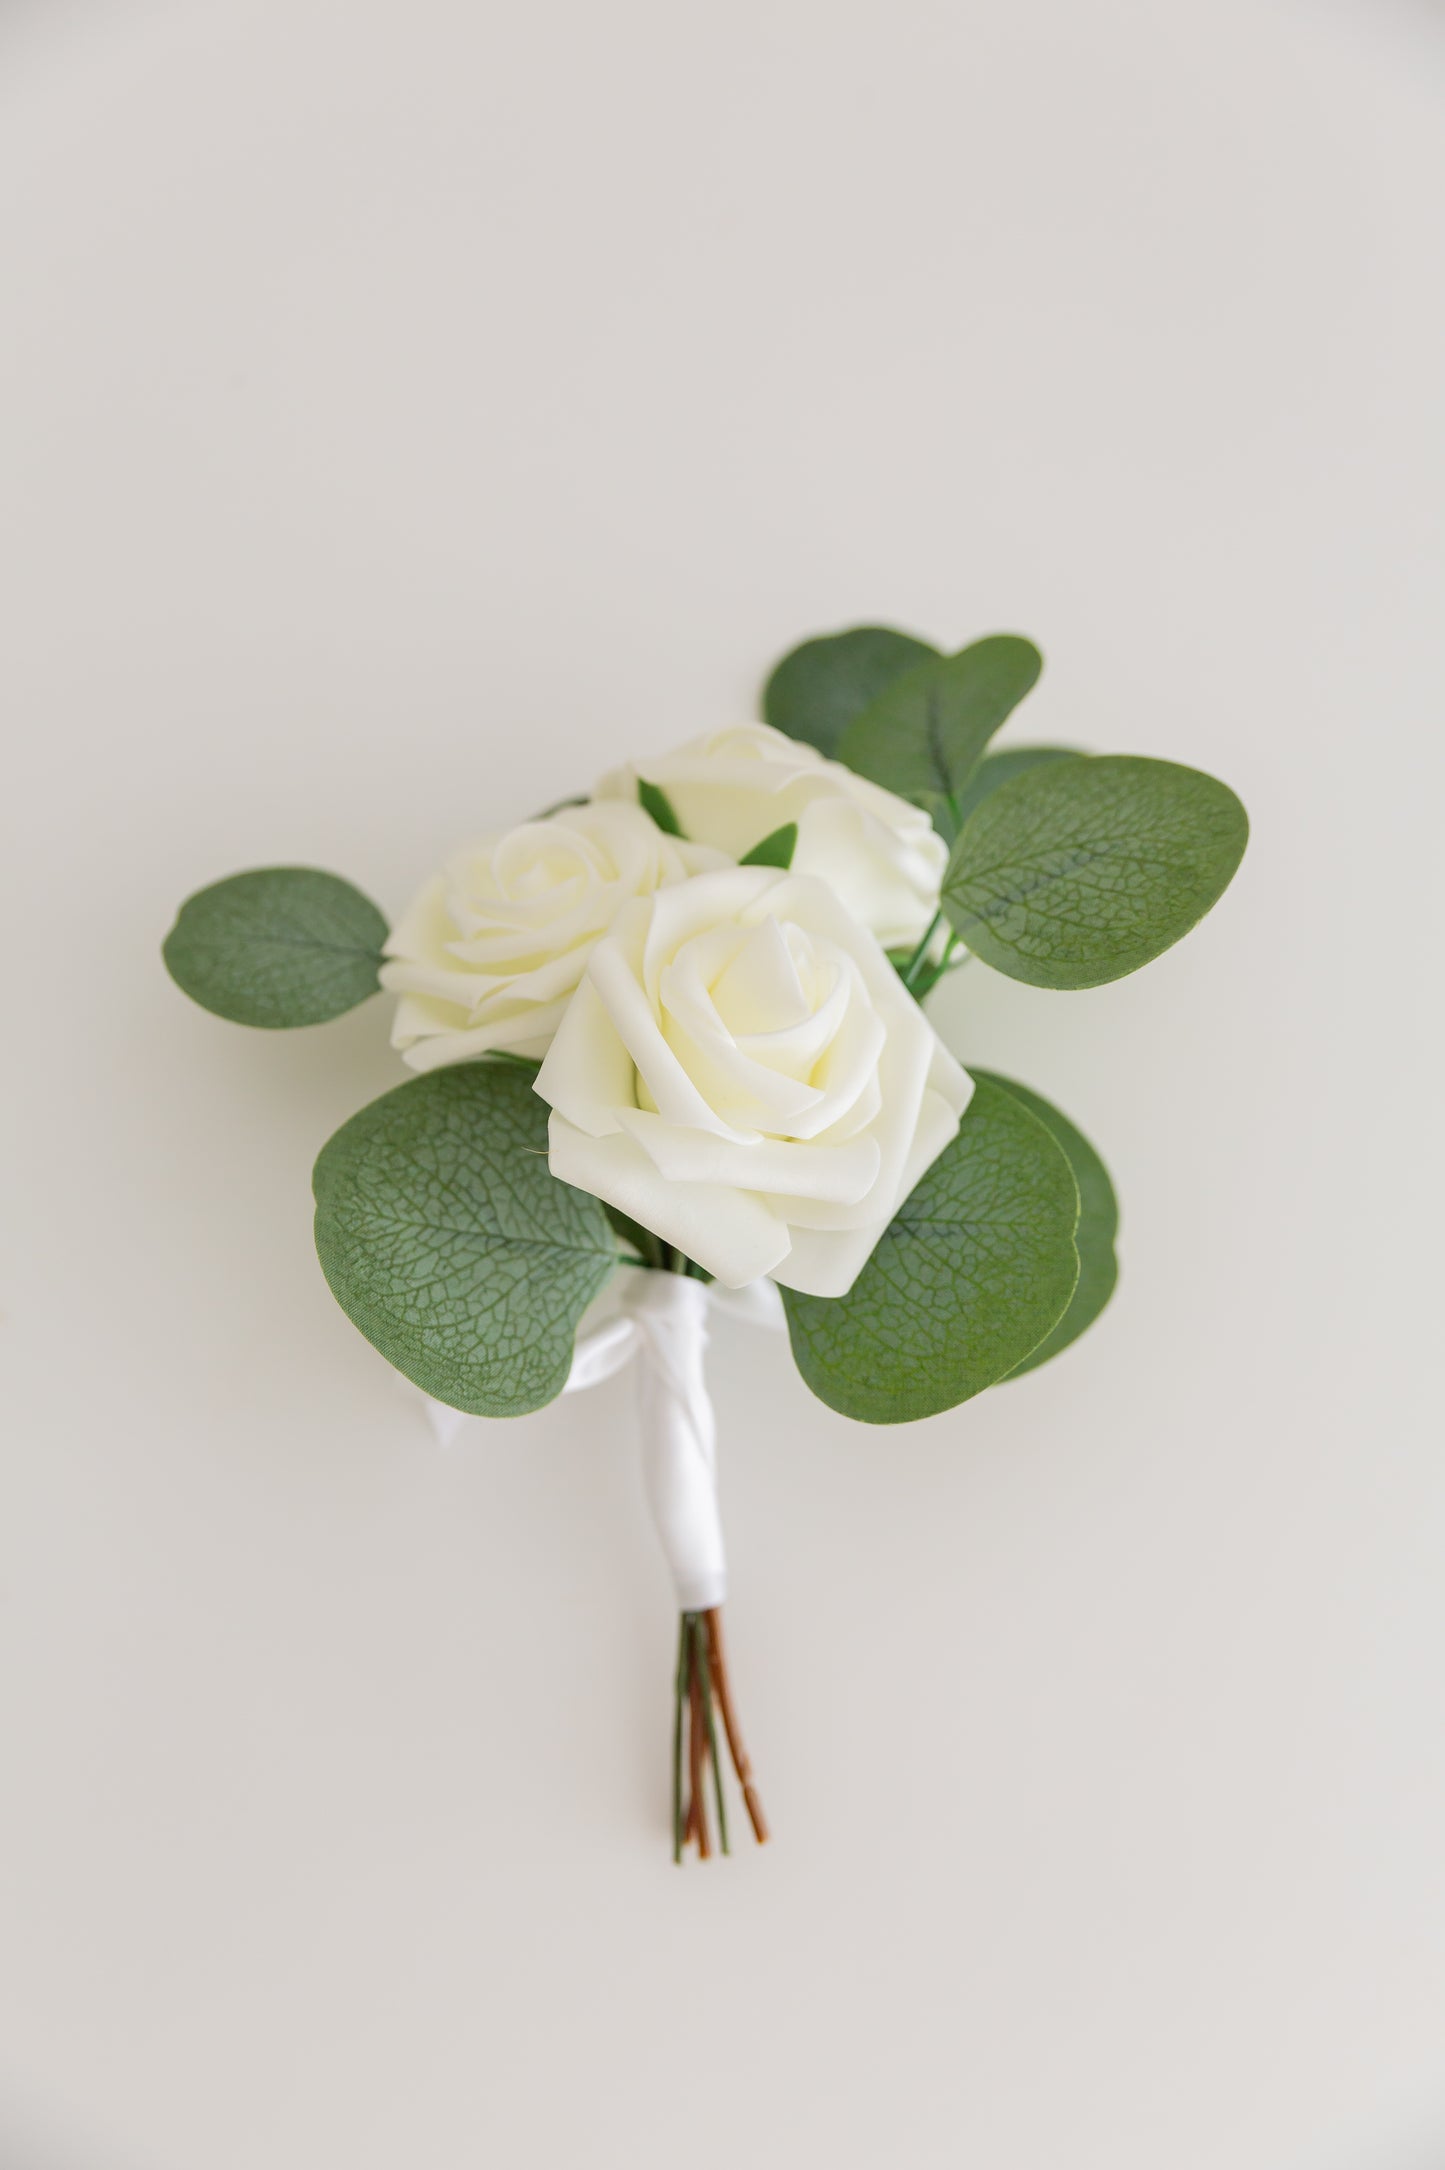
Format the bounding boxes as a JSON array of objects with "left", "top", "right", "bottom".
[
  {"left": 593, "top": 722, "right": 947, "bottom": 951},
  {"left": 381, "top": 801, "right": 725, "bottom": 1069},
  {"left": 533, "top": 866, "right": 972, "bottom": 1296}
]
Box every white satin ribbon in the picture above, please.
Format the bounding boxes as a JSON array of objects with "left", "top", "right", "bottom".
[{"left": 413, "top": 1274, "right": 785, "bottom": 1612}]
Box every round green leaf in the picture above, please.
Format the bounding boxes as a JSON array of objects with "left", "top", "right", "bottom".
[
  {"left": 973, "top": 1072, "right": 1119, "bottom": 1377},
  {"left": 838, "top": 634, "right": 1043, "bottom": 805},
  {"left": 763, "top": 625, "right": 940, "bottom": 760},
  {"left": 313, "top": 1063, "right": 617, "bottom": 1416},
  {"left": 953, "top": 744, "right": 1078, "bottom": 830},
  {"left": 942, "top": 755, "right": 1248, "bottom": 989},
  {"left": 163, "top": 866, "right": 388, "bottom": 1028},
  {"left": 780, "top": 1075, "right": 1080, "bottom": 1424}
]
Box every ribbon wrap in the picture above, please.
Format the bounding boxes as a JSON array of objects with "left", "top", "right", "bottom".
[
  {"left": 416, "top": 1273, "right": 784, "bottom": 1614},
  {"left": 620, "top": 1274, "right": 722, "bottom": 1611}
]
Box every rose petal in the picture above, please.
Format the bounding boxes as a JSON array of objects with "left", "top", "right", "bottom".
[
  {"left": 616, "top": 1108, "right": 882, "bottom": 1204},
  {"left": 532, "top": 975, "right": 639, "bottom": 1136},
  {"left": 389, "top": 995, "right": 568, "bottom": 1070},
  {"left": 547, "top": 1118, "right": 791, "bottom": 1287}
]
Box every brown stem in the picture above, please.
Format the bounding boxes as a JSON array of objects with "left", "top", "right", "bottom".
[{"left": 703, "top": 1608, "right": 769, "bottom": 1845}]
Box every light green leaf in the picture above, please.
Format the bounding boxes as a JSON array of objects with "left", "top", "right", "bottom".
[
  {"left": 739, "top": 821, "right": 798, "bottom": 869},
  {"left": 639, "top": 778, "right": 684, "bottom": 836},
  {"left": 163, "top": 866, "right": 388, "bottom": 1028},
  {"left": 942, "top": 754, "right": 1248, "bottom": 989},
  {"left": 762, "top": 625, "right": 939, "bottom": 760},
  {"left": 953, "top": 744, "right": 1077, "bottom": 829},
  {"left": 780, "top": 1075, "right": 1080, "bottom": 1424},
  {"left": 973, "top": 1072, "right": 1119, "bottom": 1377},
  {"left": 838, "top": 634, "right": 1043, "bottom": 806},
  {"left": 312, "top": 1062, "right": 616, "bottom": 1416}
]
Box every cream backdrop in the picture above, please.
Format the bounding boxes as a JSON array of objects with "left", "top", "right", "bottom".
[{"left": 2, "top": 3, "right": 1442, "bottom": 2166}]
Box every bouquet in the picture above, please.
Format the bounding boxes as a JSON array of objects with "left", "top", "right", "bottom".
[{"left": 163, "top": 623, "right": 1247, "bottom": 1860}]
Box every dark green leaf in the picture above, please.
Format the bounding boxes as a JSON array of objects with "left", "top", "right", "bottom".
[
  {"left": 163, "top": 866, "right": 388, "bottom": 1028},
  {"left": 739, "top": 821, "right": 798, "bottom": 869},
  {"left": 953, "top": 744, "right": 1078, "bottom": 829},
  {"left": 780, "top": 1075, "right": 1079, "bottom": 1423},
  {"left": 942, "top": 754, "right": 1249, "bottom": 989},
  {"left": 974, "top": 1073, "right": 1119, "bottom": 1376},
  {"left": 762, "top": 625, "right": 940, "bottom": 759},
  {"left": 312, "top": 1062, "right": 616, "bottom": 1416},
  {"left": 639, "top": 778, "right": 684, "bottom": 836},
  {"left": 838, "top": 634, "right": 1043, "bottom": 804}
]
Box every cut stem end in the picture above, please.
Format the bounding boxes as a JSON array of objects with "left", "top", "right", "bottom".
[{"left": 671, "top": 1606, "right": 768, "bottom": 1861}]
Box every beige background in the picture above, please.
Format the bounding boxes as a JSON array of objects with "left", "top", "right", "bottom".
[{"left": 3, "top": 3, "right": 1443, "bottom": 2166}]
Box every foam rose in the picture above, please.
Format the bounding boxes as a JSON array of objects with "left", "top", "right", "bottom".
[
  {"left": 534, "top": 865, "right": 971, "bottom": 1295},
  {"left": 381, "top": 801, "right": 725, "bottom": 1068},
  {"left": 593, "top": 722, "right": 948, "bottom": 952}
]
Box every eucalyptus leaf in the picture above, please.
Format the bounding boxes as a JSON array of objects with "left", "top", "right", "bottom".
[
  {"left": 942, "top": 754, "right": 1248, "bottom": 989},
  {"left": 762, "top": 625, "right": 939, "bottom": 760},
  {"left": 838, "top": 634, "right": 1043, "bottom": 806},
  {"left": 163, "top": 866, "right": 388, "bottom": 1028},
  {"left": 639, "top": 778, "right": 684, "bottom": 836},
  {"left": 953, "top": 744, "right": 1077, "bottom": 829},
  {"left": 739, "top": 822, "right": 798, "bottom": 869},
  {"left": 313, "top": 1062, "right": 616, "bottom": 1416},
  {"left": 780, "top": 1075, "right": 1080, "bottom": 1423},
  {"left": 973, "top": 1073, "right": 1119, "bottom": 1376}
]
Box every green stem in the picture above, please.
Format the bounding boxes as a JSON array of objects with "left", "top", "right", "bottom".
[
  {"left": 910, "top": 927, "right": 969, "bottom": 1002},
  {"left": 900, "top": 909, "right": 943, "bottom": 993},
  {"left": 672, "top": 1614, "right": 688, "bottom": 1864}
]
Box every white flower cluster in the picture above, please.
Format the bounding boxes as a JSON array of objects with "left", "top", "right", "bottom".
[{"left": 381, "top": 724, "right": 970, "bottom": 1296}]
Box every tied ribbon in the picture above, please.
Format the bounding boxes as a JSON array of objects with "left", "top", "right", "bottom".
[{"left": 415, "top": 1273, "right": 785, "bottom": 1612}]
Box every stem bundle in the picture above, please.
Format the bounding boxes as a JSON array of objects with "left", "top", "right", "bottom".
[{"left": 672, "top": 1607, "right": 768, "bottom": 1861}]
